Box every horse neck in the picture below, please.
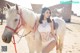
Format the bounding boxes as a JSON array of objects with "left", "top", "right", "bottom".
[{"left": 21, "top": 9, "right": 36, "bottom": 28}]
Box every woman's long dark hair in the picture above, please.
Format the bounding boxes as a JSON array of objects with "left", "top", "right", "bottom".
[{"left": 39, "top": 7, "right": 51, "bottom": 24}]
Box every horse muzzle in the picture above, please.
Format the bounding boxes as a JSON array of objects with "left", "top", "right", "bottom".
[
  {"left": 2, "top": 34, "right": 12, "bottom": 43},
  {"left": 2, "top": 29, "right": 13, "bottom": 43}
]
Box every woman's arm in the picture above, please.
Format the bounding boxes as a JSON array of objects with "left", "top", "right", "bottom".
[{"left": 50, "top": 20, "right": 55, "bottom": 36}]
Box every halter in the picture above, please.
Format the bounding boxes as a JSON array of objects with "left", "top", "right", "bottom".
[{"left": 5, "top": 9, "right": 25, "bottom": 34}]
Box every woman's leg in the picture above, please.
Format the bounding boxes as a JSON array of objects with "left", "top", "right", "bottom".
[{"left": 42, "top": 40, "right": 56, "bottom": 53}]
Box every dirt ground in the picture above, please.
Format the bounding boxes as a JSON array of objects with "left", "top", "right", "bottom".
[{"left": 0, "top": 15, "right": 80, "bottom": 53}]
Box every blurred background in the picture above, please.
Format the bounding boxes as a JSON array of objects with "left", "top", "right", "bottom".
[{"left": 0, "top": 0, "right": 80, "bottom": 53}]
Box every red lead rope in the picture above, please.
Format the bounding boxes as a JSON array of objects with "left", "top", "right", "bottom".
[
  {"left": 5, "top": 9, "right": 25, "bottom": 53},
  {"left": 12, "top": 9, "right": 24, "bottom": 53},
  {"left": 12, "top": 35, "right": 17, "bottom": 53}
]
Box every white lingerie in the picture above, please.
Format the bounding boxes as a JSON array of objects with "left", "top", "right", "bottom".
[{"left": 38, "top": 20, "right": 55, "bottom": 46}]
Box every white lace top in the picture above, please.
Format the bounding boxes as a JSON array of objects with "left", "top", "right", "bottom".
[
  {"left": 38, "top": 20, "right": 51, "bottom": 32},
  {"left": 38, "top": 20, "right": 55, "bottom": 45}
]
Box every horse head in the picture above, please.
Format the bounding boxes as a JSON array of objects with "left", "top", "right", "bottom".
[
  {"left": 2, "top": 4, "right": 22, "bottom": 43},
  {"left": 2, "top": 4, "right": 36, "bottom": 43}
]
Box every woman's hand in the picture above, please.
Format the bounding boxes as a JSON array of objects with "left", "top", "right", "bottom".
[
  {"left": 51, "top": 32, "right": 55, "bottom": 37},
  {"left": 51, "top": 32, "right": 57, "bottom": 40},
  {"left": 31, "top": 28, "right": 36, "bottom": 33}
]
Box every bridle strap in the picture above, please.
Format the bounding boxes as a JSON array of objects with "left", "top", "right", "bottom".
[
  {"left": 6, "top": 26, "right": 15, "bottom": 33},
  {"left": 5, "top": 9, "right": 25, "bottom": 34},
  {"left": 5, "top": 18, "right": 21, "bottom": 34}
]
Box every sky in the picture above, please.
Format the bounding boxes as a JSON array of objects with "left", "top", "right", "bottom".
[
  {"left": 6, "top": 0, "right": 80, "bottom": 16},
  {"left": 6, "top": 0, "right": 61, "bottom": 9},
  {"left": 6, "top": 0, "right": 80, "bottom": 9}
]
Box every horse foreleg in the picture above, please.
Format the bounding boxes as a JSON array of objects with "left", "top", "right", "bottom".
[
  {"left": 56, "top": 36, "right": 60, "bottom": 53},
  {"left": 28, "top": 42, "right": 35, "bottom": 53},
  {"left": 35, "top": 31, "right": 42, "bottom": 53},
  {"left": 56, "top": 35, "right": 64, "bottom": 53},
  {"left": 35, "top": 40, "right": 42, "bottom": 53},
  {"left": 59, "top": 42, "right": 63, "bottom": 53},
  {"left": 26, "top": 36, "right": 35, "bottom": 53}
]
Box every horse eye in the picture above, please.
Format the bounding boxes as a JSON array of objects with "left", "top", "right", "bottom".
[{"left": 14, "top": 19, "right": 18, "bottom": 22}]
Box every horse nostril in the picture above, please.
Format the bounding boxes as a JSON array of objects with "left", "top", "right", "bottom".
[{"left": 2, "top": 35, "right": 7, "bottom": 42}]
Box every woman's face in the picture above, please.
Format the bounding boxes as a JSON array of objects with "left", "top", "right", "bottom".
[{"left": 43, "top": 10, "right": 51, "bottom": 19}]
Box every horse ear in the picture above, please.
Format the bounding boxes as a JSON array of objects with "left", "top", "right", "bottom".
[
  {"left": 6, "top": 4, "right": 10, "bottom": 9},
  {"left": 16, "top": 4, "right": 19, "bottom": 10}
]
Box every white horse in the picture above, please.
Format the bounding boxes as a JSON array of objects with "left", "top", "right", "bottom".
[{"left": 2, "top": 4, "right": 66, "bottom": 53}]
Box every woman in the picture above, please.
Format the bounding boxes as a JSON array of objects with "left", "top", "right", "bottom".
[{"left": 34, "top": 7, "right": 56, "bottom": 53}]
